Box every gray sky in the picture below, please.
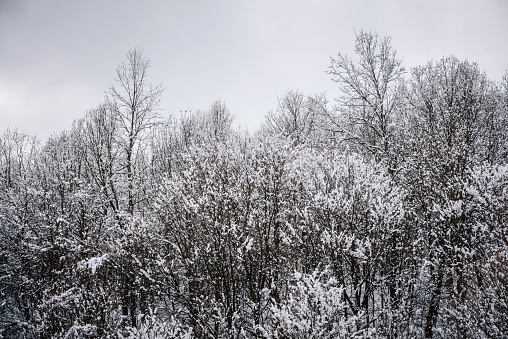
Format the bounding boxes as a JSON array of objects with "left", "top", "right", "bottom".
[{"left": 1, "top": 0, "right": 507, "bottom": 139}]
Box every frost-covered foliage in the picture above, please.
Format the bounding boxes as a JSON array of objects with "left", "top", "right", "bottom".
[
  {"left": 261, "top": 269, "right": 366, "bottom": 338},
  {"left": 1, "top": 37, "right": 507, "bottom": 338}
]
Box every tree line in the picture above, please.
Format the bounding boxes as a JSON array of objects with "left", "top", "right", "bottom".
[{"left": 1, "top": 31, "right": 507, "bottom": 338}]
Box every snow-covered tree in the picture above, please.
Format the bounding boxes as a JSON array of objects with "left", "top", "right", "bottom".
[{"left": 327, "top": 30, "right": 406, "bottom": 168}]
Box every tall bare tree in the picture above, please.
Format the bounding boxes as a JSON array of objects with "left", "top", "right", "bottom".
[
  {"left": 327, "top": 30, "right": 405, "bottom": 165},
  {"left": 108, "top": 48, "right": 163, "bottom": 216}
]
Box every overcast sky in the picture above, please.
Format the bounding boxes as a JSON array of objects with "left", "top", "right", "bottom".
[{"left": 1, "top": 0, "right": 507, "bottom": 139}]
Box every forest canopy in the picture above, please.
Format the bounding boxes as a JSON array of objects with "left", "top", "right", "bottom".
[{"left": 1, "top": 31, "right": 507, "bottom": 338}]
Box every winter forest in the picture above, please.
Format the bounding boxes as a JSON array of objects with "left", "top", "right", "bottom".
[{"left": 1, "top": 31, "right": 507, "bottom": 338}]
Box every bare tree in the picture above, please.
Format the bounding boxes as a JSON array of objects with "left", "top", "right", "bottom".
[
  {"left": 108, "top": 48, "right": 163, "bottom": 215},
  {"left": 208, "top": 99, "right": 233, "bottom": 142},
  {"left": 265, "top": 90, "right": 327, "bottom": 144},
  {"left": 327, "top": 30, "right": 405, "bottom": 162}
]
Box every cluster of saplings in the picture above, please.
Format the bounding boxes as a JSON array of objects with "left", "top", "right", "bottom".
[{"left": 1, "top": 31, "right": 507, "bottom": 338}]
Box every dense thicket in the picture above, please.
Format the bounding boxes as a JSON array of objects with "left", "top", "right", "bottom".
[{"left": 1, "top": 33, "right": 507, "bottom": 338}]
